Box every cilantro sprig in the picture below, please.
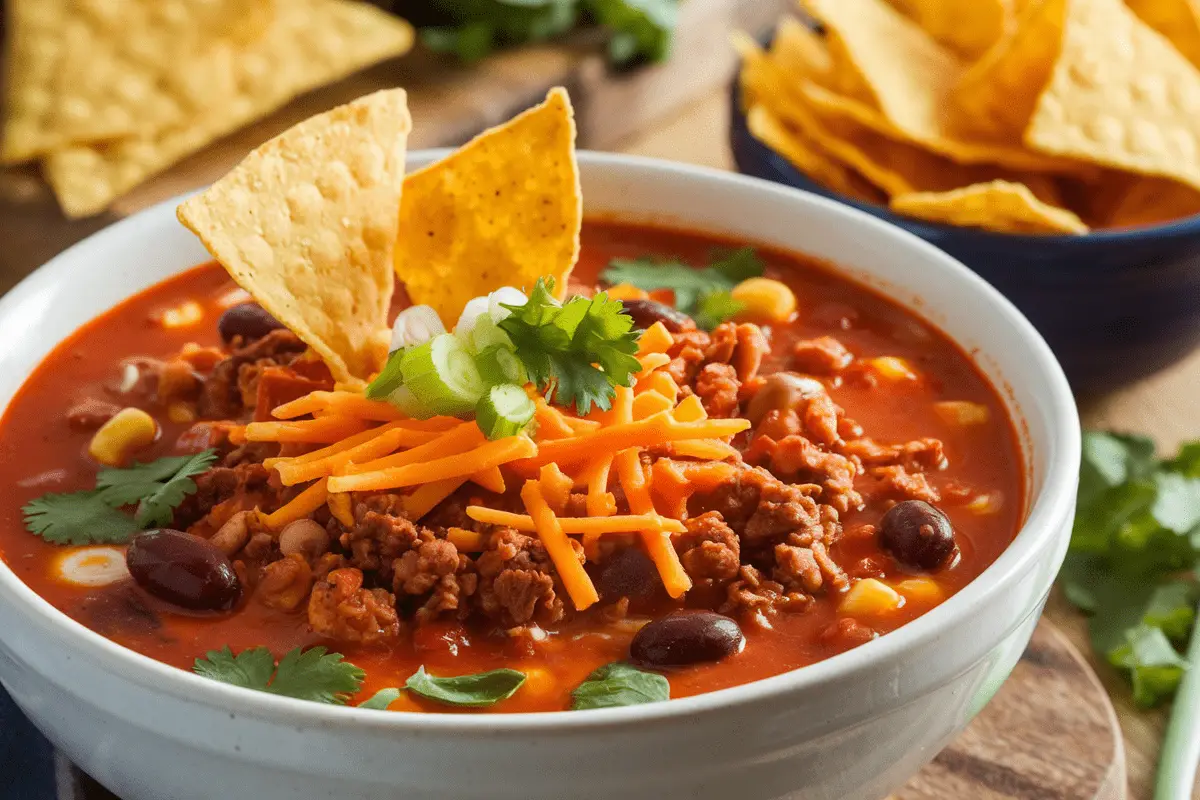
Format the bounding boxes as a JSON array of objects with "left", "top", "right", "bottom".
[
  {"left": 21, "top": 449, "right": 217, "bottom": 545},
  {"left": 194, "top": 646, "right": 365, "bottom": 705},
  {"left": 1060, "top": 431, "right": 1200, "bottom": 707},
  {"left": 418, "top": 0, "right": 677, "bottom": 67},
  {"left": 499, "top": 277, "right": 641, "bottom": 415},
  {"left": 600, "top": 246, "right": 764, "bottom": 330}
]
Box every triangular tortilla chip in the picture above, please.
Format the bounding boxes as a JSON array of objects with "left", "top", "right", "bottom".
[
  {"left": 891, "top": 180, "right": 1088, "bottom": 234},
  {"left": 1127, "top": 0, "right": 1200, "bottom": 70},
  {"left": 1026, "top": 0, "right": 1200, "bottom": 192},
  {"left": 177, "top": 90, "right": 411, "bottom": 384},
  {"left": 43, "top": 0, "right": 414, "bottom": 218},
  {"left": 1, "top": 0, "right": 271, "bottom": 164},
  {"left": 394, "top": 88, "right": 581, "bottom": 325}
]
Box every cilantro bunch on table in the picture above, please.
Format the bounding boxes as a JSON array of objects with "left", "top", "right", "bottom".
[
  {"left": 415, "top": 0, "right": 678, "bottom": 66},
  {"left": 600, "top": 246, "right": 765, "bottom": 330},
  {"left": 1060, "top": 432, "right": 1200, "bottom": 707}
]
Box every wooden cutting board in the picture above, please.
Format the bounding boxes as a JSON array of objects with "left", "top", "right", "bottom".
[{"left": 60, "top": 618, "right": 1123, "bottom": 800}]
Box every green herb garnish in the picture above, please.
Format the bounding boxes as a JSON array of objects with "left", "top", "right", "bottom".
[
  {"left": 499, "top": 277, "right": 641, "bottom": 415},
  {"left": 419, "top": 0, "right": 677, "bottom": 67},
  {"left": 570, "top": 662, "right": 669, "bottom": 709},
  {"left": 193, "top": 645, "right": 365, "bottom": 705},
  {"left": 404, "top": 666, "right": 526, "bottom": 708},
  {"left": 21, "top": 449, "right": 217, "bottom": 545},
  {"left": 1060, "top": 431, "right": 1200, "bottom": 707},
  {"left": 600, "top": 246, "right": 764, "bottom": 330},
  {"left": 358, "top": 687, "right": 403, "bottom": 711}
]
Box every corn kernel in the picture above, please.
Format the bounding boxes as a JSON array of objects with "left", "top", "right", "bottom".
[
  {"left": 217, "top": 287, "right": 252, "bottom": 308},
  {"left": 966, "top": 491, "right": 1004, "bottom": 515},
  {"left": 158, "top": 301, "right": 204, "bottom": 329},
  {"left": 839, "top": 578, "right": 904, "bottom": 616},
  {"left": 606, "top": 283, "right": 650, "bottom": 301},
  {"left": 166, "top": 402, "right": 196, "bottom": 424},
  {"left": 893, "top": 577, "right": 944, "bottom": 605},
  {"left": 933, "top": 400, "right": 990, "bottom": 426},
  {"left": 521, "top": 667, "right": 555, "bottom": 696},
  {"left": 868, "top": 356, "right": 919, "bottom": 382},
  {"left": 88, "top": 408, "right": 158, "bottom": 466},
  {"left": 731, "top": 277, "right": 797, "bottom": 323}
]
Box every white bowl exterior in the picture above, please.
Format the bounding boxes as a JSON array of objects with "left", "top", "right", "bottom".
[{"left": 0, "top": 153, "right": 1079, "bottom": 800}]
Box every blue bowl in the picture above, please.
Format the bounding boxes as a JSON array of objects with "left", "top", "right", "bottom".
[{"left": 729, "top": 82, "right": 1200, "bottom": 395}]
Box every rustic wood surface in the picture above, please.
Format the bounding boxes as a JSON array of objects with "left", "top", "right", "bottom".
[{"left": 1, "top": 11, "right": 1194, "bottom": 797}]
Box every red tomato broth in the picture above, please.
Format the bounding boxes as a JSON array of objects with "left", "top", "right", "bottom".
[{"left": 0, "top": 219, "right": 1023, "bottom": 713}]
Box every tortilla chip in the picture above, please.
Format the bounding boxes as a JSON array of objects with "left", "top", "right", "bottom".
[
  {"left": 177, "top": 90, "right": 411, "bottom": 384},
  {"left": 42, "top": 0, "right": 414, "bottom": 218},
  {"left": 891, "top": 180, "right": 1089, "bottom": 234},
  {"left": 394, "top": 88, "right": 582, "bottom": 326},
  {"left": 770, "top": 17, "right": 833, "bottom": 81},
  {"left": 746, "top": 104, "right": 886, "bottom": 206},
  {"left": 1104, "top": 176, "right": 1200, "bottom": 227},
  {"left": 885, "top": 0, "right": 1013, "bottom": 59},
  {"left": 1, "top": 0, "right": 271, "bottom": 164},
  {"left": 800, "top": 0, "right": 1075, "bottom": 173},
  {"left": 1127, "top": 0, "right": 1200, "bottom": 70},
  {"left": 1025, "top": 0, "right": 1200, "bottom": 193},
  {"left": 949, "top": 0, "right": 1067, "bottom": 144}
]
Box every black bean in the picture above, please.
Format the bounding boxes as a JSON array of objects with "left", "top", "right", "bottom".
[
  {"left": 620, "top": 299, "right": 696, "bottom": 333},
  {"left": 631, "top": 610, "right": 744, "bottom": 667},
  {"left": 598, "top": 547, "right": 662, "bottom": 601},
  {"left": 217, "top": 303, "right": 284, "bottom": 343},
  {"left": 126, "top": 529, "right": 242, "bottom": 612},
  {"left": 879, "top": 500, "right": 957, "bottom": 571}
]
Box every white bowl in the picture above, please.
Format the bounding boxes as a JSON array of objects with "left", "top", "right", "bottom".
[{"left": 0, "top": 152, "right": 1079, "bottom": 800}]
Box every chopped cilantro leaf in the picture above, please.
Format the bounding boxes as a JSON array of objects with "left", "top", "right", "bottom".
[
  {"left": 1062, "top": 432, "right": 1200, "bottom": 707},
  {"left": 21, "top": 490, "right": 142, "bottom": 545},
  {"left": 405, "top": 666, "right": 526, "bottom": 707},
  {"left": 22, "top": 449, "right": 218, "bottom": 545},
  {"left": 600, "top": 246, "right": 763, "bottom": 330},
  {"left": 499, "top": 277, "right": 640, "bottom": 415},
  {"left": 194, "top": 645, "right": 365, "bottom": 705},
  {"left": 586, "top": 0, "right": 677, "bottom": 65},
  {"left": 358, "top": 687, "right": 403, "bottom": 710},
  {"left": 97, "top": 450, "right": 218, "bottom": 527},
  {"left": 570, "top": 662, "right": 669, "bottom": 709}
]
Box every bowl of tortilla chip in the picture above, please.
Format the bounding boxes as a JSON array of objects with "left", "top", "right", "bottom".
[{"left": 730, "top": 0, "right": 1200, "bottom": 393}]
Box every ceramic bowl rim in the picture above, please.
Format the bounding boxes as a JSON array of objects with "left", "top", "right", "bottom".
[{"left": 0, "top": 150, "right": 1080, "bottom": 734}]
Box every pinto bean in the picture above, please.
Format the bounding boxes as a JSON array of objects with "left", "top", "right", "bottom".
[
  {"left": 209, "top": 511, "right": 252, "bottom": 556},
  {"left": 126, "top": 529, "right": 241, "bottom": 611},
  {"left": 278, "top": 519, "right": 330, "bottom": 560},
  {"left": 630, "top": 610, "right": 744, "bottom": 667},
  {"left": 743, "top": 371, "right": 826, "bottom": 427}
]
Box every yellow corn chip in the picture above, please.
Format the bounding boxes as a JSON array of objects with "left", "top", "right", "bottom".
[
  {"left": 949, "top": 0, "right": 1067, "bottom": 143},
  {"left": 394, "top": 88, "right": 582, "bottom": 326},
  {"left": 801, "top": 0, "right": 1075, "bottom": 173},
  {"left": 1026, "top": 0, "right": 1200, "bottom": 193},
  {"left": 1127, "top": 0, "right": 1200, "bottom": 70},
  {"left": 885, "top": 0, "right": 1013, "bottom": 59},
  {"left": 1104, "top": 176, "right": 1200, "bottom": 228},
  {"left": 1, "top": 0, "right": 272, "bottom": 164},
  {"left": 43, "top": 0, "right": 414, "bottom": 218},
  {"left": 770, "top": 17, "right": 833, "bottom": 81},
  {"left": 746, "top": 104, "right": 885, "bottom": 206},
  {"left": 891, "top": 180, "right": 1088, "bottom": 234},
  {"left": 177, "top": 89, "right": 411, "bottom": 384}
]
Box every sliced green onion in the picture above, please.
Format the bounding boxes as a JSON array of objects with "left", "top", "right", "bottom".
[
  {"left": 365, "top": 348, "right": 406, "bottom": 400},
  {"left": 475, "top": 384, "right": 535, "bottom": 440},
  {"left": 388, "top": 334, "right": 485, "bottom": 418},
  {"left": 475, "top": 345, "right": 526, "bottom": 385},
  {"left": 469, "top": 315, "right": 514, "bottom": 353}
]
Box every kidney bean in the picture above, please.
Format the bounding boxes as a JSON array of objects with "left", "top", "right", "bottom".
[
  {"left": 620, "top": 299, "right": 696, "bottom": 333},
  {"left": 598, "top": 547, "right": 661, "bottom": 601},
  {"left": 126, "top": 529, "right": 241, "bottom": 611},
  {"left": 217, "top": 303, "right": 284, "bottom": 343},
  {"left": 630, "top": 610, "right": 744, "bottom": 667},
  {"left": 879, "top": 500, "right": 957, "bottom": 571}
]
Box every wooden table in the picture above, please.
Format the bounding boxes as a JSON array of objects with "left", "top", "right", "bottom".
[
  {"left": 2, "top": 73, "right": 1197, "bottom": 800},
  {"left": 620, "top": 88, "right": 1200, "bottom": 800}
]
